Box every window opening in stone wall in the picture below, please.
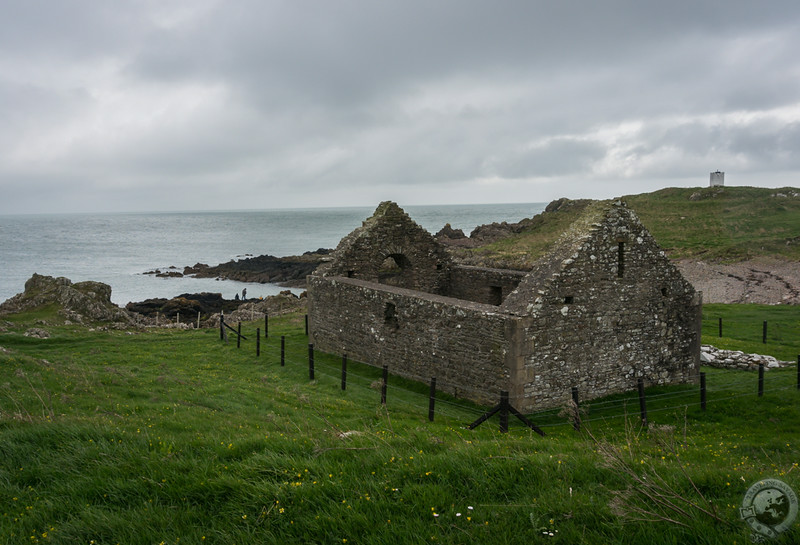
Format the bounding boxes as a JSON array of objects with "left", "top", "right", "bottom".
[
  {"left": 380, "top": 255, "right": 404, "bottom": 273},
  {"left": 378, "top": 253, "right": 412, "bottom": 286},
  {"left": 347, "top": 270, "right": 354, "bottom": 278},
  {"left": 661, "top": 287, "right": 667, "bottom": 296},
  {"left": 617, "top": 242, "right": 625, "bottom": 278},
  {"left": 384, "top": 302, "right": 399, "bottom": 329},
  {"left": 489, "top": 286, "right": 503, "bottom": 305},
  {"left": 564, "top": 296, "right": 574, "bottom": 304}
]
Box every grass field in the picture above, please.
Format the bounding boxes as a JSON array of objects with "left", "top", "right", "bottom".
[
  {"left": 625, "top": 186, "right": 800, "bottom": 261},
  {"left": 1, "top": 307, "right": 799, "bottom": 544},
  {"left": 702, "top": 303, "right": 800, "bottom": 362}
]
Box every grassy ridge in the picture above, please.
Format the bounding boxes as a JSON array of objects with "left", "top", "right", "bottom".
[
  {"left": 2, "top": 308, "right": 800, "bottom": 544},
  {"left": 625, "top": 186, "right": 800, "bottom": 261},
  {"left": 458, "top": 186, "right": 800, "bottom": 265}
]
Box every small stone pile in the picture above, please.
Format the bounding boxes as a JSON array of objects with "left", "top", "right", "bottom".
[{"left": 700, "top": 345, "right": 792, "bottom": 371}]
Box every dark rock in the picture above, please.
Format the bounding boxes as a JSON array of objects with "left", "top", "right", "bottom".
[
  {"left": 434, "top": 223, "right": 466, "bottom": 240},
  {"left": 182, "top": 253, "right": 326, "bottom": 285},
  {"left": 156, "top": 271, "right": 183, "bottom": 278},
  {"left": 126, "top": 292, "right": 241, "bottom": 318},
  {"left": 545, "top": 197, "right": 570, "bottom": 213}
]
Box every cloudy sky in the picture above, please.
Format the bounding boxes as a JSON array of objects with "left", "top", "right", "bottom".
[{"left": 1, "top": 1, "right": 799, "bottom": 214}]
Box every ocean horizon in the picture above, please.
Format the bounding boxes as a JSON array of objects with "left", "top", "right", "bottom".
[{"left": 0, "top": 202, "right": 547, "bottom": 306}]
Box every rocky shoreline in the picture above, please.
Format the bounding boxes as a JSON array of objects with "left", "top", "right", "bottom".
[
  {"left": 143, "top": 250, "right": 331, "bottom": 288},
  {"left": 0, "top": 274, "right": 305, "bottom": 330},
  {"left": 132, "top": 195, "right": 799, "bottom": 305}
]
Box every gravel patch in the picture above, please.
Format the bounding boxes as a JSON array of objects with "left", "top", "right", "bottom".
[{"left": 676, "top": 258, "right": 800, "bottom": 304}]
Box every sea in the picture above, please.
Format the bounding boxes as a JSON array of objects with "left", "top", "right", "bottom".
[{"left": 0, "top": 202, "right": 546, "bottom": 306}]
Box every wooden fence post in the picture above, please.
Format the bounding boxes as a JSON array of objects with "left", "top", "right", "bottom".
[
  {"left": 718, "top": 317, "right": 722, "bottom": 338},
  {"left": 197, "top": 311, "right": 201, "bottom": 329},
  {"left": 467, "top": 390, "right": 544, "bottom": 436},
  {"left": 237, "top": 322, "right": 242, "bottom": 349},
  {"left": 308, "top": 344, "right": 315, "bottom": 380},
  {"left": 763, "top": 320, "right": 768, "bottom": 344},
  {"left": 305, "top": 315, "right": 308, "bottom": 336},
  {"left": 265, "top": 314, "right": 269, "bottom": 338},
  {"left": 637, "top": 378, "right": 648, "bottom": 427},
  {"left": 219, "top": 312, "right": 224, "bottom": 340},
  {"left": 428, "top": 377, "right": 437, "bottom": 422},
  {"left": 499, "top": 391, "right": 509, "bottom": 433},
  {"left": 256, "top": 328, "right": 260, "bottom": 357},
  {"left": 280, "top": 336, "right": 285, "bottom": 367},
  {"left": 700, "top": 372, "right": 706, "bottom": 411},
  {"left": 341, "top": 354, "right": 347, "bottom": 390},
  {"left": 571, "top": 386, "right": 580, "bottom": 431},
  {"left": 381, "top": 365, "right": 388, "bottom": 405},
  {"left": 758, "top": 363, "right": 764, "bottom": 397}
]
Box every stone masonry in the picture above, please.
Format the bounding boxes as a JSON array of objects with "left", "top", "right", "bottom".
[{"left": 307, "top": 201, "right": 701, "bottom": 412}]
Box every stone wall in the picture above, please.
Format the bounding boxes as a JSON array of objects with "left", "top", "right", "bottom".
[
  {"left": 447, "top": 265, "right": 527, "bottom": 305},
  {"left": 322, "top": 202, "right": 453, "bottom": 295},
  {"left": 307, "top": 201, "right": 702, "bottom": 414},
  {"left": 701, "top": 345, "right": 792, "bottom": 370},
  {"left": 307, "top": 275, "right": 521, "bottom": 405},
  {"left": 505, "top": 205, "right": 701, "bottom": 410}
]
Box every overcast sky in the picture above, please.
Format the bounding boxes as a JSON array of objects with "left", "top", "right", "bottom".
[{"left": 1, "top": 1, "right": 799, "bottom": 214}]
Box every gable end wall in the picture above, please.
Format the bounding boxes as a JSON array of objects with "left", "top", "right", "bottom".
[{"left": 516, "top": 206, "right": 701, "bottom": 411}]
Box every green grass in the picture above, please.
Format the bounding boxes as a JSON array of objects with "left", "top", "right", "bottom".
[
  {"left": 1, "top": 309, "right": 799, "bottom": 544},
  {"left": 449, "top": 186, "right": 800, "bottom": 267},
  {"left": 459, "top": 199, "right": 597, "bottom": 268},
  {"left": 702, "top": 303, "right": 800, "bottom": 361},
  {"left": 625, "top": 186, "right": 800, "bottom": 261}
]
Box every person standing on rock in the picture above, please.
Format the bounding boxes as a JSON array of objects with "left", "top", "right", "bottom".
[{"left": 242, "top": 288, "right": 247, "bottom": 301}]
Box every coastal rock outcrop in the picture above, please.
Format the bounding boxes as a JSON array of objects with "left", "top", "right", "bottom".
[
  {"left": 179, "top": 251, "right": 330, "bottom": 287},
  {"left": 0, "top": 274, "right": 138, "bottom": 326},
  {"left": 126, "top": 292, "right": 243, "bottom": 319},
  {"left": 434, "top": 223, "right": 466, "bottom": 240}
]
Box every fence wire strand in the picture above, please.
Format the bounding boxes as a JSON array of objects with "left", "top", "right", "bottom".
[{"left": 228, "top": 325, "right": 799, "bottom": 432}]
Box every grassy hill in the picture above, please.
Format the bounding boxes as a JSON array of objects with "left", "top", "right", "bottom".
[
  {"left": 2, "top": 308, "right": 800, "bottom": 544},
  {"left": 625, "top": 186, "right": 800, "bottom": 261},
  {"left": 455, "top": 186, "right": 800, "bottom": 266}
]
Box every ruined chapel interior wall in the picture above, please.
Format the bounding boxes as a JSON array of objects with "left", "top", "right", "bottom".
[
  {"left": 307, "top": 275, "right": 515, "bottom": 406},
  {"left": 447, "top": 266, "right": 527, "bottom": 305},
  {"left": 516, "top": 208, "right": 701, "bottom": 412}
]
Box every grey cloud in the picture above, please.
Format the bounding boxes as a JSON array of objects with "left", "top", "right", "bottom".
[{"left": 2, "top": 0, "right": 800, "bottom": 214}]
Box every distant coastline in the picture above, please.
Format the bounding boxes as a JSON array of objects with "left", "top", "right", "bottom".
[{"left": 0, "top": 203, "right": 546, "bottom": 305}]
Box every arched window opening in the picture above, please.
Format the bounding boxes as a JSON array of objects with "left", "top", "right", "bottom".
[
  {"left": 380, "top": 253, "right": 411, "bottom": 273},
  {"left": 378, "top": 253, "right": 412, "bottom": 287}
]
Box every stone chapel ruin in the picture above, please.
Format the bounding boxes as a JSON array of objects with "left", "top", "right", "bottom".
[{"left": 307, "top": 200, "right": 701, "bottom": 412}]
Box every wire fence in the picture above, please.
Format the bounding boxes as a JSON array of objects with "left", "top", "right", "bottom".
[{"left": 219, "top": 314, "right": 800, "bottom": 435}]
